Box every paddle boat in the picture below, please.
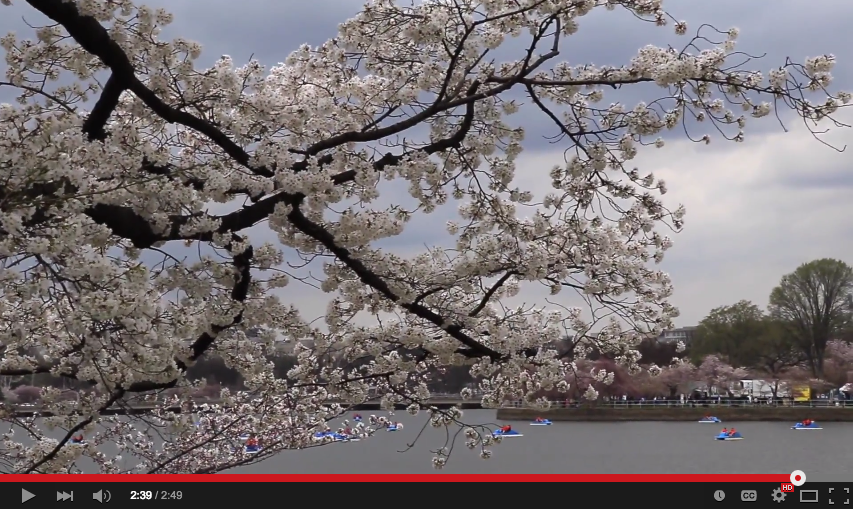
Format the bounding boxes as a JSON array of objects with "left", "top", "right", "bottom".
[
  {"left": 68, "top": 434, "right": 88, "bottom": 446},
  {"left": 698, "top": 416, "right": 721, "bottom": 423},
  {"left": 237, "top": 433, "right": 251, "bottom": 441},
  {"left": 339, "top": 429, "right": 361, "bottom": 442},
  {"left": 792, "top": 421, "right": 822, "bottom": 430},
  {"left": 353, "top": 415, "right": 363, "bottom": 423},
  {"left": 714, "top": 431, "right": 743, "bottom": 441},
  {"left": 313, "top": 431, "right": 350, "bottom": 442},
  {"left": 530, "top": 419, "right": 552, "bottom": 426},
  {"left": 244, "top": 444, "right": 261, "bottom": 454},
  {"left": 493, "top": 428, "right": 524, "bottom": 438},
  {"left": 386, "top": 422, "right": 403, "bottom": 432}
]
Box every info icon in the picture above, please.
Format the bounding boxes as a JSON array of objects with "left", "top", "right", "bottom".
[{"left": 791, "top": 469, "right": 806, "bottom": 486}]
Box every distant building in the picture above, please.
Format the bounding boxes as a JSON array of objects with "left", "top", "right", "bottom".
[{"left": 657, "top": 326, "right": 697, "bottom": 344}]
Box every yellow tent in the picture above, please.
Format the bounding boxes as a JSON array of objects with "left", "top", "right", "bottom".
[{"left": 792, "top": 385, "right": 811, "bottom": 402}]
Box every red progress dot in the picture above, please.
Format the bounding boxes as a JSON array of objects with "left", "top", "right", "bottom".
[{"left": 795, "top": 475, "right": 802, "bottom": 481}]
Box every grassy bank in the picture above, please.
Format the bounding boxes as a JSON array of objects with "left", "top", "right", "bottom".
[{"left": 496, "top": 406, "right": 853, "bottom": 422}]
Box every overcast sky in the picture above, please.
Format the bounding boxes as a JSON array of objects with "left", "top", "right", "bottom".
[{"left": 2, "top": 1, "right": 852, "bottom": 329}]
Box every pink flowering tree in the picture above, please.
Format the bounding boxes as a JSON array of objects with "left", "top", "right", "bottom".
[
  {"left": 12, "top": 386, "right": 42, "bottom": 404},
  {"left": 0, "top": 0, "right": 847, "bottom": 473},
  {"left": 568, "top": 358, "right": 642, "bottom": 400},
  {"left": 654, "top": 360, "right": 697, "bottom": 398},
  {"left": 696, "top": 355, "right": 748, "bottom": 396},
  {"left": 824, "top": 340, "right": 853, "bottom": 387}
]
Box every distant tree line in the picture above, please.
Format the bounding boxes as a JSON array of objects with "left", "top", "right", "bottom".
[{"left": 689, "top": 258, "right": 853, "bottom": 388}]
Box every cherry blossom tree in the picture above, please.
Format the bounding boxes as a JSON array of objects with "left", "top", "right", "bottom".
[
  {"left": 0, "top": 0, "right": 848, "bottom": 473},
  {"left": 568, "top": 358, "right": 641, "bottom": 400},
  {"left": 651, "top": 359, "right": 697, "bottom": 398},
  {"left": 11, "top": 385, "right": 42, "bottom": 404},
  {"left": 696, "top": 355, "right": 748, "bottom": 396},
  {"left": 824, "top": 340, "right": 853, "bottom": 387}
]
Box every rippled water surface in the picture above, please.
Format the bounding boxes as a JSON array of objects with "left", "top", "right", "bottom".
[{"left": 15, "top": 410, "right": 853, "bottom": 478}]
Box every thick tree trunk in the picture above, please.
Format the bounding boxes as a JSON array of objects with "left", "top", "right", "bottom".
[{"left": 814, "top": 355, "right": 825, "bottom": 380}]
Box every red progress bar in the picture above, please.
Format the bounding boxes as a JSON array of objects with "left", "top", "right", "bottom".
[{"left": 2, "top": 474, "right": 790, "bottom": 482}]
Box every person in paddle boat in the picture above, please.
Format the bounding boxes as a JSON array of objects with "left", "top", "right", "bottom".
[
  {"left": 535, "top": 417, "right": 547, "bottom": 423},
  {"left": 245, "top": 435, "right": 259, "bottom": 449},
  {"left": 727, "top": 427, "right": 737, "bottom": 436},
  {"left": 499, "top": 425, "right": 512, "bottom": 433},
  {"left": 720, "top": 427, "right": 727, "bottom": 435},
  {"left": 801, "top": 419, "right": 812, "bottom": 427},
  {"left": 71, "top": 433, "right": 85, "bottom": 444}
]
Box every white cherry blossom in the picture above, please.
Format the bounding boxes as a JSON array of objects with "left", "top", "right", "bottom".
[{"left": 0, "top": 0, "right": 847, "bottom": 472}]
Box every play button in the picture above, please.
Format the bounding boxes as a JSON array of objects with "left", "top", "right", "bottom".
[{"left": 22, "top": 489, "right": 35, "bottom": 504}]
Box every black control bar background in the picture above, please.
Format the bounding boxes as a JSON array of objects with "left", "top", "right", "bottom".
[{"left": 5, "top": 482, "right": 851, "bottom": 508}]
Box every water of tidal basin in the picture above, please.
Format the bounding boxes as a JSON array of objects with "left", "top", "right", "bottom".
[
  {"left": 22, "top": 410, "right": 853, "bottom": 478},
  {"left": 236, "top": 410, "right": 849, "bottom": 477}
]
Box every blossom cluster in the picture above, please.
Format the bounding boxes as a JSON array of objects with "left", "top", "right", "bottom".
[{"left": 0, "top": 0, "right": 846, "bottom": 472}]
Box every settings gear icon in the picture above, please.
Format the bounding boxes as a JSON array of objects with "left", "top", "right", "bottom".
[{"left": 772, "top": 487, "right": 787, "bottom": 503}]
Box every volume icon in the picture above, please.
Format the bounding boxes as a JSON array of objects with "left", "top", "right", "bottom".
[
  {"left": 93, "top": 490, "right": 112, "bottom": 503},
  {"left": 57, "top": 491, "right": 73, "bottom": 502}
]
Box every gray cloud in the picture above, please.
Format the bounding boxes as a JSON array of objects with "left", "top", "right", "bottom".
[{"left": 1, "top": 0, "right": 852, "bottom": 330}]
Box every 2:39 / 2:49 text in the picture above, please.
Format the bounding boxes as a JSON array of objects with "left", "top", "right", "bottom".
[{"left": 129, "top": 491, "right": 183, "bottom": 500}]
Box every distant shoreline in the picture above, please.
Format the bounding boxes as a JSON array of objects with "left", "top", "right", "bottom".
[
  {"left": 5, "top": 398, "right": 476, "bottom": 417},
  {"left": 496, "top": 407, "right": 853, "bottom": 422}
]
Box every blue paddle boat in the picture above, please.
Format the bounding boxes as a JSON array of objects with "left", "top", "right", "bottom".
[
  {"left": 238, "top": 433, "right": 251, "bottom": 441},
  {"left": 792, "top": 421, "right": 822, "bottom": 430},
  {"left": 313, "top": 431, "right": 341, "bottom": 441},
  {"left": 68, "top": 439, "right": 87, "bottom": 446},
  {"left": 315, "top": 431, "right": 353, "bottom": 442},
  {"left": 493, "top": 428, "right": 524, "bottom": 438},
  {"left": 244, "top": 444, "right": 261, "bottom": 454},
  {"left": 353, "top": 415, "right": 363, "bottom": 423},
  {"left": 715, "top": 431, "right": 743, "bottom": 441},
  {"left": 530, "top": 419, "right": 552, "bottom": 426},
  {"left": 698, "top": 416, "right": 721, "bottom": 423}
]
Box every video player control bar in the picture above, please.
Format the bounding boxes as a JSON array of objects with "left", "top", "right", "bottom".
[{"left": 7, "top": 482, "right": 853, "bottom": 507}]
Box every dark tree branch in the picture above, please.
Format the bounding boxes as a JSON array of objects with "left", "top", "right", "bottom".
[
  {"left": 26, "top": 0, "right": 274, "bottom": 179},
  {"left": 285, "top": 206, "right": 503, "bottom": 361},
  {"left": 23, "top": 390, "right": 123, "bottom": 473}
]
